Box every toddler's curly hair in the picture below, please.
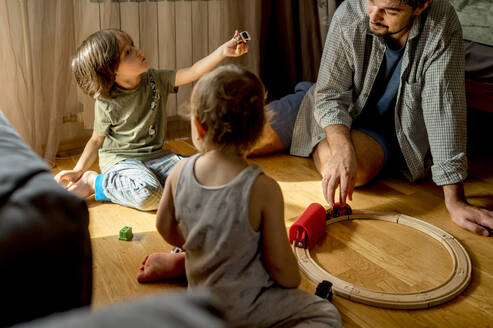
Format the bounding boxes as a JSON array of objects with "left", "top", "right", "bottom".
[{"left": 190, "top": 65, "right": 266, "bottom": 152}]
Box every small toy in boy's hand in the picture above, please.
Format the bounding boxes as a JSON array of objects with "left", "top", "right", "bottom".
[
  {"left": 234, "top": 30, "right": 251, "bottom": 44},
  {"left": 119, "top": 226, "right": 133, "bottom": 241}
]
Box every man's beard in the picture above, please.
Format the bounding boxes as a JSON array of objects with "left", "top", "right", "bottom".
[
  {"left": 369, "top": 22, "right": 389, "bottom": 36},
  {"left": 368, "top": 18, "right": 413, "bottom": 37}
]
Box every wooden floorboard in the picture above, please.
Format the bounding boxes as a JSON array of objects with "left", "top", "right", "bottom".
[{"left": 52, "top": 112, "right": 493, "bottom": 327}]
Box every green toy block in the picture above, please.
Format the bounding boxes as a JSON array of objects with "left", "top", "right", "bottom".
[{"left": 119, "top": 226, "right": 133, "bottom": 241}]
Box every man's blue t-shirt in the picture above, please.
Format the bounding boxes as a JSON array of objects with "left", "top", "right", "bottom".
[
  {"left": 357, "top": 40, "right": 405, "bottom": 129},
  {"left": 373, "top": 43, "right": 405, "bottom": 117},
  {"left": 353, "top": 40, "right": 406, "bottom": 164}
]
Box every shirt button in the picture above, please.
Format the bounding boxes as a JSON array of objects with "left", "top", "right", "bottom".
[
  {"left": 364, "top": 93, "right": 369, "bottom": 97},
  {"left": 373, "top": 68, "right": 378, "bottom": 73}
]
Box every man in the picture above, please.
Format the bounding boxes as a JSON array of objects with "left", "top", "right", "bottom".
[{"left": 252, "top": 0, "right": 493, "bottom": 236}]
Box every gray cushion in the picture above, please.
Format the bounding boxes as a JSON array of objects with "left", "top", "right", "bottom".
[
  {"left": 0, "top": 111, "right": 92, "bottom": 327},
  {"left": 13, "top": 289, "right": 226, "bottom": 328}
]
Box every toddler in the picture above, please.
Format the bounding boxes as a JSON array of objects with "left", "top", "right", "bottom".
[
  {"left": 55, "top": 28, "right": 247, "bottom": 210},
  {"left": 145, "top": 65, "right": 342, "bottom": 327}
]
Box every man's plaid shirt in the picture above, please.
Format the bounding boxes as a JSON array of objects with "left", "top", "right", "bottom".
[{"left": 291, "top": 0, "right": 467, "bottom": 186}]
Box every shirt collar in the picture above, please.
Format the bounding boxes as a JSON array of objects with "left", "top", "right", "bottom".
[{"left": 408, "top": 12, "right": 424, "bottom": 40}]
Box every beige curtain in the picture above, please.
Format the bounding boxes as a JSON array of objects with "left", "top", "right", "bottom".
[
  {"left": 0, "top": 0, "right": 337, "bottom": 162},
  {"left": 73, "top": 0, "right": 262, "bottom": 129},
  {"left": 0, "top": 0, "right": 262, "bottom": 163},
  {"left": 0, "top": 0, "right": 77, "bottom": 166}
]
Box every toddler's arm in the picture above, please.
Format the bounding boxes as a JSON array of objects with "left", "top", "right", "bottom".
[
  {"left": 257, "top": 175, "right": 301, "bottom": 288},
  {"left": 156, "top": 159, "right": 186, "bottom": 248},
  {"left": 54, "top": 131, "right": 104, "bottom": 185},
  {"left": 174, "top": 31, "right": 248, "bottom": 87}
]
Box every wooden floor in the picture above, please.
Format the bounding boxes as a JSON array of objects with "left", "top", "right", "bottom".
[{"left": 52, "top": 110, "right": 493, "bottom": 328}]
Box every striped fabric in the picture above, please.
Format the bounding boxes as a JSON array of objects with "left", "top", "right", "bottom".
[
  {"left": 291, "top": 0, "right": 467, "bottom": 186},
  {"left": 100, "top": 154, "right": 181, "bottom": 211}
]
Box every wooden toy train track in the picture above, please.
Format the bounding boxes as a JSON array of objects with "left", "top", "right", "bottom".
[{"left": 293, "top": 210, "right": 472, "bottom": 309}]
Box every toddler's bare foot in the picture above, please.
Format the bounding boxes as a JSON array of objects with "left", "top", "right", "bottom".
[
  {"left": 67, "top": 171, "right": 98, "bottom": 198},
  {"left": 137, "top": 252, "right": 186, "bottom": 283}
]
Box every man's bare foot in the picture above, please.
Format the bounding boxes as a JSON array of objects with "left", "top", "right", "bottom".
[
  {"left": 137, "top": 252, "right": 186, "bottom": 283},
  {"left": 66, "top": 171, "right": 98, "bottom": 198},
  {"left": 247, "top": 122, "right": 286, "bottom": 157}
]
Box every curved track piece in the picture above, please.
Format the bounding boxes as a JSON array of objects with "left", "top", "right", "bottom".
[{"left": 294, "top": 210, "right": 472, "bottom": 309}]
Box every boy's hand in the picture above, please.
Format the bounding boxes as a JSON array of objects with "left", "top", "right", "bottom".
[
  {"left": 54, "top": 170, "right": 83, "bottom": 188},
  {"left": 175, "top": 30, "right": 249, "bottom": 86},
  {"left": 221, "top": 31, "right": 248, "bottom": 57}
]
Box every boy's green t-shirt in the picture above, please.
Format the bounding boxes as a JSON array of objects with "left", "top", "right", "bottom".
[{"left": 93, "top": 69, "right": 178, "bottom": 173}]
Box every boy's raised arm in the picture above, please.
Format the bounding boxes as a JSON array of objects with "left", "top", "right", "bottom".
[{"left": 174, "top": 31, "right": 248, "bottom": 87}]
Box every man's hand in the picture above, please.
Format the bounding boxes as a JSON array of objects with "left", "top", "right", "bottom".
[
  {"left": 321, "top": 147, "right": 358, "bottom": 206},
  {"left": 447, "top": 200, "right": 493, "bottom": 236},
  {"left": 317, "top": 125, "right": 358, "bottom": 207},
  {"left": 444, "top": 183, "right": 493, "bottom": 236}
]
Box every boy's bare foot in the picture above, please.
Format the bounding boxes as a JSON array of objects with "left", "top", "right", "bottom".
[
  {"left": 66, "top": 171, "right": 98, "bottom": 198},
  {"left": 137, "top": 252, "right": 186, "bottom": 283}
]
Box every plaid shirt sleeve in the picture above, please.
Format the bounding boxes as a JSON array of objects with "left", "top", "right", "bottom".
[
  {"left": 314, "top": 22, "right": 355, "bottom": 130},
  {"left": 421, "top": 26, "right": 468, "bottom": 186}
]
